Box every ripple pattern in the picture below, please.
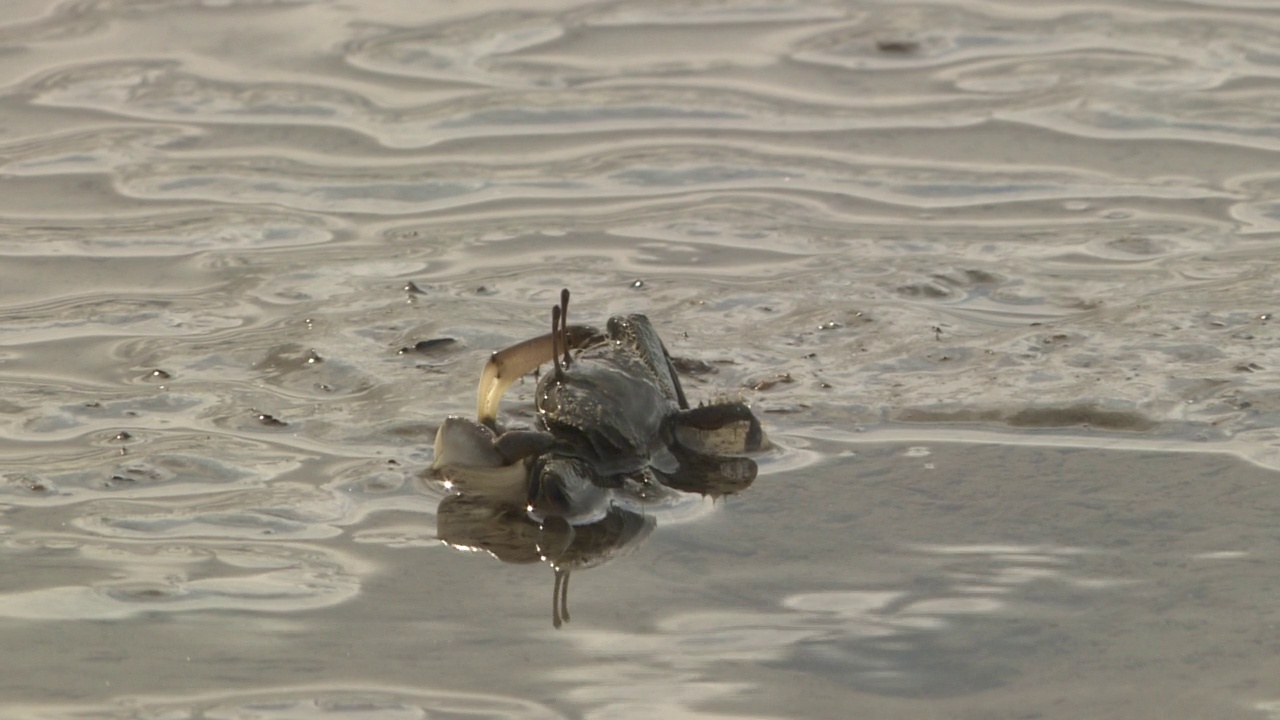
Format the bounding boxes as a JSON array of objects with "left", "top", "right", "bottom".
[{"left": 1, "top": 0, "right": 1279, "bottom": 716}]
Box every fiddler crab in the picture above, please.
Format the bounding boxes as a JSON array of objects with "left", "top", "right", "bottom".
[{"left": 429, "top": 289, "right": 764, "bottom": 627}]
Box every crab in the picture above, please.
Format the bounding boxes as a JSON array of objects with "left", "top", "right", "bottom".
[
  {"left": 430, "top": 289, "right": 763, "bottom": 626},
  {"left": 433, "top": 289, "right": 763, "bottom": 521}
]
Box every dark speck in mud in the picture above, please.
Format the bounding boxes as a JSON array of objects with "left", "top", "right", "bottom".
[
  {"left": 1235, "top": 362, "right": 1264, "bottom": 372},
  {"left": 631, "top": 279, "right": 644, "bottom": 288},
  {"left": 400, "top": 338, "right": 458, "bottom": 355},
  {"left": 876, "top": 39, "right": 921, "bottom": 53},
  {"left": 403, "top": 281, "right": 425, "bottom": 294},
  {"left": 818, "top": 320, "right": 843, "bottom": 330},
  {"left": 148, "top": 369, "right": 171, "bottom": 380},
  {"left": 256, "top": 413, "right": 288, "bottom": 428},
  {"left": 305, "top": 350, "right": 323, "bottom": 364},
  {"left": 113, "top": 431, "right": 132, "bottom": 442}
]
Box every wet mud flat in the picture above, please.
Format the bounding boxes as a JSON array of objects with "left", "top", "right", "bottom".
[
  {"left": 1, "top": 436, "right": 1278, "bottom": 720},
  {"left": 1, "top": 0, "right": 1280, "bottom": 717}
]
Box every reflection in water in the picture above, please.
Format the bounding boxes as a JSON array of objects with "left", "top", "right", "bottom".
[
  {"left": 430, "top": 435, "right": 755, "bottom": 628},
  {"left": 436, "top": 492, "right": 654, "bottom": 627},
  {"left": 0, "top": 536, "right": 368, "bottom": 621}
]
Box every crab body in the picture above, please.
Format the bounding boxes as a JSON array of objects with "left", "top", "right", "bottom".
[
  {"left": 535, "top": 314, "right": 683, "bottom": 471},
  {"left": 433, "top": 290, "right": 762, "bottom": 525}
]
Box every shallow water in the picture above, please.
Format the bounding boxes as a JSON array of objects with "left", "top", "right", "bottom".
[
  {"left": 2, "top": 0, "right": 1280, "bottom": 717},
  {"left": 6, "top": 439, "right": 1280, "bottom": 719}
]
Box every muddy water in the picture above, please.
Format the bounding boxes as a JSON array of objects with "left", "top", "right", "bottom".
[{"left": 2, "top": 0, "right": 1280, "bottom": 718}]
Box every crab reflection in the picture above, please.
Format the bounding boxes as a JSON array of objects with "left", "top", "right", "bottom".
[
  {"left": 431, "top": 447, "right": 753, "bottom": 628},
  {"left": 429, "top": 289, "right": 762, "bottom": 627}
]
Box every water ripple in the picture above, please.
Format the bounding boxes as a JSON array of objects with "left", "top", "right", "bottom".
[{"left": 3, "top": 684, "right": 563, "bottom": 720}]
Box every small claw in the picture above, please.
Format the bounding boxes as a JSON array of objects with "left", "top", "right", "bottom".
[
  {"left": 494, "top": 430, "right": 556, "bottom": 465},
  {"left": 671, "top": 402, "right": 765, "bottom": 452}
]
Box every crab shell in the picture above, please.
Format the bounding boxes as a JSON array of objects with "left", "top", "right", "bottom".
[{"left": 535, "top": 315, "right": 686, "bottom": 466}]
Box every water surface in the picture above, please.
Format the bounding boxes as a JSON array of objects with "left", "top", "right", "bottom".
[{"left": 1, "top": 0, "right": 1279, "bottom": 717}]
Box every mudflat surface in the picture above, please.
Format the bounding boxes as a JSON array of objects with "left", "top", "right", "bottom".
[{"left": 1, "top": 0, "right": 1280, "bottom": 717}]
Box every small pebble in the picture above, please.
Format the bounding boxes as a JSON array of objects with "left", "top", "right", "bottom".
[
  {"left": 400, "top": 338, "right": 458, "bottom": 355},
  {"left": 257, "top": 413, "right": 288, "bottom": 428},
  {"left": 876, "top": 39, "right": 920, "bottom": 53}
]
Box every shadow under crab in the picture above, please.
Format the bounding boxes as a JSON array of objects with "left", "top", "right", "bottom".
[{"left": 430, "top": 289, "right": 764, "bottom": 627}]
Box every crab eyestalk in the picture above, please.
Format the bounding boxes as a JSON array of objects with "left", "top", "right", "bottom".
[
  {"left": 551, "top": 304, "right": 564, "bottom": 382},
  {"left": 559, "top": 288, "right": 572, "bottom": 369}
]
